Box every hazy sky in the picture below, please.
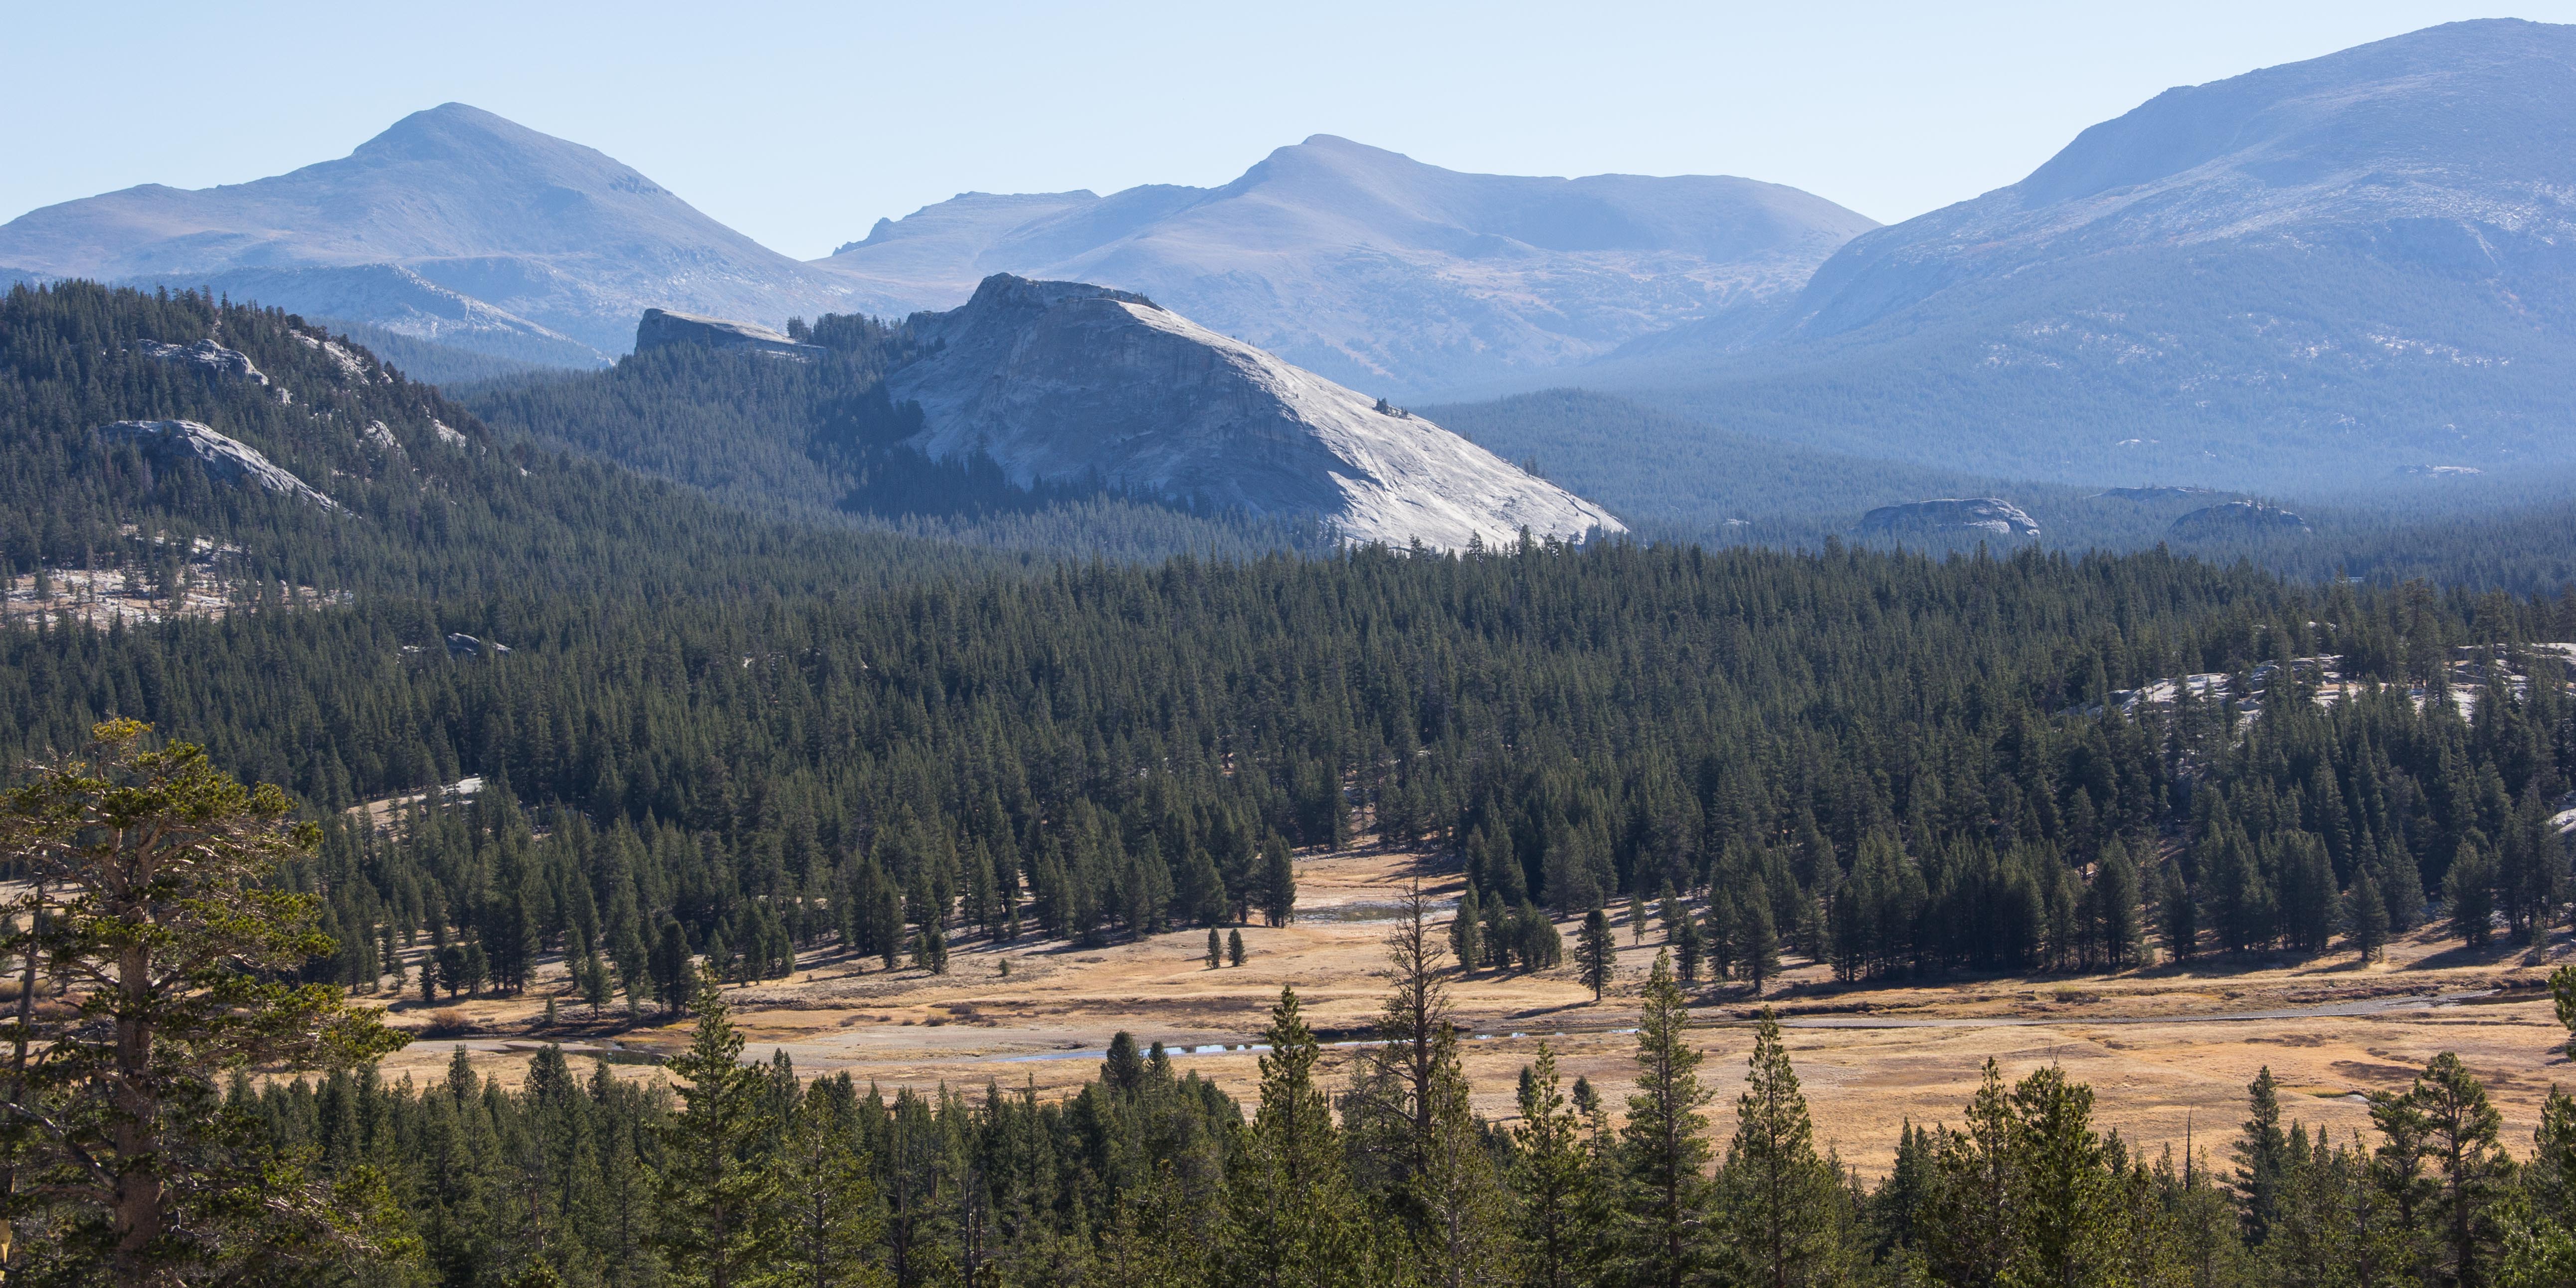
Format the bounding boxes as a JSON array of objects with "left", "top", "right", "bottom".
[{"left": 10, "top": 2, "right": 2572, "bottom": 259}]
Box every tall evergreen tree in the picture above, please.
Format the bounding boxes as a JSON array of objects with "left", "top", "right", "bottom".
[
  {"left": 1614, "top": 951, "right": 1713, "bottom": 1288},
  {"left": 1223, "top": 987, "right": 1370, "bottom": 1288},
  {"left": 1717, "top": 1009, "right": 1850, "bottom": 1288},
  {"left": 658, "top": 968, "right": 787, "bottom": 1288},
  {"left": 1576, "top": 909, "right": 1618, "bottom": 1001},
  {"left": 1509, "top": 1044, "right": 1594, "bottom": 1288}
]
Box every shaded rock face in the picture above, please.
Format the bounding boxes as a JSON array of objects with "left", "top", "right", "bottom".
[
  {"left": 887, "top": 275, "right": 1625, "bottom": 550},
  {"left": 96, "top": 420, "right": 340, "bottom": 511},
  {"left": 2169, "top": 501, "right": 2311, "bottom": 536},
  {"left": 1854, "top": 497, "right": 2039, "bottom": 538},
  {"left": 634, "top": 309, "right": 823, "bottom": 360}
]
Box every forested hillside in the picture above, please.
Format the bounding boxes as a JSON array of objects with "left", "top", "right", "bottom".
[
  {"left": 0, "top": 538, "right": 2566, "bottom": 1005},
  {"left": 0, "top": 281, "right": 1041, "bottom": 599},
  {"left": 3, "top": 281, "right": 2575, "bottom": 1288},
  {"left": 1430, "top": 388, "right": 2576, "bottom": 592},
  {"left": 466, "top": 308, "right": 1329, "bottom": 559}
]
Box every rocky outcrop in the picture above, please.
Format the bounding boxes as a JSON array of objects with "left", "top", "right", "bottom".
[
  {"left": 139, "top": 339, "right": 279, "bottom": 398},
  {"left": 886, "top": 275, "right": 1625, "bottom": 550},
  {"left": 2092, "top": 485, "right": 2220, "bottom": 502},
  {"left": 96, "top": 419, "right": 341, "bottom": 511},
  {"left": 634, "top": 309, "right": 822, "bottom": 360},
  {"left": 2169, "top": 501, "right": 2311, "bottom": 536},
  {"left": 1854, "top": 498, "right": 2039, "bottom": 539}
]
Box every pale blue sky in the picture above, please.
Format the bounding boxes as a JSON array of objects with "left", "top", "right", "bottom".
[{"left": 9, "top": 2, "right": 2572, "bottom": 259}]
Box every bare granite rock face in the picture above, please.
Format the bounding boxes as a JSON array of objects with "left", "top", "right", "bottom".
[
  {"left": 887, "top": 275, "right": 1626, "bottom": 551},
  {"left": 1854, "top": 497, "right": 2040, "bottom": 538},
  {"left": 138, "top": 339, "right": 281, "bottom": 400},
  {"left": 96, "top": 419, "right": 341, "bottom": 511},
  {"left": 2169, "top": 500, "right": 2311, "bottom": 536},
  {"left": 634, "top": 308, "right": 823, "bottom": 360}
]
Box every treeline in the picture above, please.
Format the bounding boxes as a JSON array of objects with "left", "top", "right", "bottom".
[
  {"left": 207, "top": 942, "right": 2576, "bottom": 1288},
  {"left": 0, "top": 540, "right": 2570, "bottom": 1001}
]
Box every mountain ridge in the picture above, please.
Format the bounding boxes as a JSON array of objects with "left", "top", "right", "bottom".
[
  {"left": 1579, "top": 18, "right": 2576, "bottom": 492},
  {"left": 0, "top": 104, "right": 863, "bottom": 362},
  {"left": 818, "top": 135, "right": 1875, "bottom": 396}
]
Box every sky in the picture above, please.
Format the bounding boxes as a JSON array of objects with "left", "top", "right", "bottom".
[{"left": 9, "top": 2, "right": 2574, "bottom": 259}]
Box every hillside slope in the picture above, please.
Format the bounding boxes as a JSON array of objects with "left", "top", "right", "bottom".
[{"left": 1592, "top": 19, "right": 2576, "bottom": 492}]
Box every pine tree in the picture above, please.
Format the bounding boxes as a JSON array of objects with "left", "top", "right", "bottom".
[
  {"left": 1614, "top": 951, "right": 1712, "bottom": 1287},
  {"left": 1208, "top": 926, "right": 1223, "bottom": 970},
  {"left": 2412, "top": 1052, "right": 2507, "bottom": 1288},
  {"left": 1740, "top": 894, "right": 1781, "bottom": 995},
  {"left": 2445, "top": 841, "right": 2498, "bottom": 947},
  {"left": 2553, "top": 965, "right": 2576, "bottom": 1062},
  {"left": 1576, "top": 909, "right": 1617, "bottom": 1001},
  {"left": 1451, "top": 885, "right": 1482, "bottom": 972},
  {"left": 658, "top": 968, "right": 787, "bottom": 1288},
  {"left": 1508, "top": 1044, "right": 1593, "bottom": 1288},
  {"left": 2349, "top": 868, "right": 2390, "bottom": 964},
  {"left": 2235, "top": 1067, "right": 2291, "bottom": 1246},
  {"left": 1223, "top": 987, "right": 1370, "bottom": 1288},
  {"left": 1229, "top": 928, "right": 1247, "bottom": 967},
  {"left": 778, "top": 1087, "right": 891, "bottom": 1288},
  {"left": 1717, "top": 1009, "right": 1849, "bottom": 1288},
  {"left": 2003, "top": 1065, "right": 2127, "bottom": 1288},
  {"left": 1260, "top": 838, "right": 1297, "bottom": 927},
  {"left": 0, "top": 721, "right": 408, "bottom": 1284}
]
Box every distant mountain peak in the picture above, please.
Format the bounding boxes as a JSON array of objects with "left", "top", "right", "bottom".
[
  {"left": 816, "top": 139, "right": 1873, "bottom": 395},
  {"left": 0, "top": 104, "right": 857, "bottom": 363},
  {"left": 1583, "top": 18, "right": 2576, "bottom": 492}
]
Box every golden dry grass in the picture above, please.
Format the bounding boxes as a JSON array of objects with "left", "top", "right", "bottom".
[{"left": 372, "top": 844, "right": 2573, "bottom": 1171}]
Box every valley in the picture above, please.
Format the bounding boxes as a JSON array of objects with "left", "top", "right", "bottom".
[
  {"left": 380, "top": 842, "right": 2573, "bottom": 1176},
  {"left": 5, "top": 12, "right": 2576, "bottom": 1286}
]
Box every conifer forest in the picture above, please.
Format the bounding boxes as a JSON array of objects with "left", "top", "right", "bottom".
[{"left": 0, "top": 276, "right": 2571, "bottom": 1287}]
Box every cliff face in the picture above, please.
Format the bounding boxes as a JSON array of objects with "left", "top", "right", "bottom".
[
  {"left": 634, "top": 309, "right": 822, "bottom": 359},
  {"left": 888, "top": 275, "right": 1625, "bottom": 550}
]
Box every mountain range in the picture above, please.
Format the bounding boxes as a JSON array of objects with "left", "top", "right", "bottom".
[
  {"left": 1574, "top": 17, "right": 2576, "bottom": 494},
  {"left": 0, "top": 115, "right": 1870, "bottom": 397},
  {"left": 8, "top": 18, "right": 2575, "bottom": 515},
  {"left": 818, "top": 135, "right": 1874, "bottom": 395}
]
